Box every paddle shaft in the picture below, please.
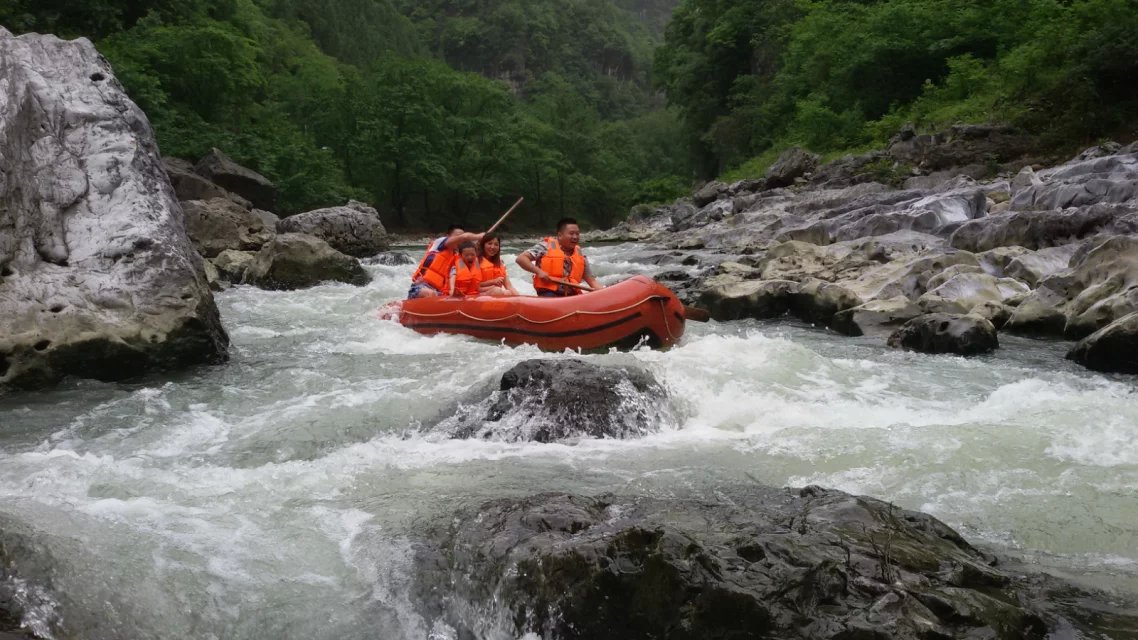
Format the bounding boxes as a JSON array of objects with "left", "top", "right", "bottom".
[{"left": 484, "top": 197, "right": 524, "bottom": 236}]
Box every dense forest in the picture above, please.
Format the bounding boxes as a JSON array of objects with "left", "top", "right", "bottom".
[
  {"left": 658, "top": 0, "right": 1138, "bottom": 177},
  {"left": 2, "top": 0, "right": 1136, "bottom": 227}
]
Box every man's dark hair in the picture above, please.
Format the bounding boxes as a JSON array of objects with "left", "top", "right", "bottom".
[
  {"left": 458, "top": 241, "right": 477, "bottom": 252},
  {"left": 446, "top": 224, "right": 464, "bottom": 234},
  {"left": 556, "top": 217, "right": 578, "bottom": 232}
]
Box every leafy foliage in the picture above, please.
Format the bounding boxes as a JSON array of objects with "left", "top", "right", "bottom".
[
  {"left": 657, "top": 0, "right": 1138, "bottom": 178},
  {"left": 1, "top": 0, "right": 688, "bottom": 226}
]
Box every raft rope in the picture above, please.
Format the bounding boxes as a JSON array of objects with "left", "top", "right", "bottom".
[
  {"left": 399, "top": 295, "right": 669, "bottom": 325},
  {"left": 658, "top": 298, "right": 680, "bottom": 343}
]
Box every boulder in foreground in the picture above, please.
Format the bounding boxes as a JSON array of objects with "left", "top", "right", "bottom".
[{"left": 416, "top": 486, "right": 1109, "bottom": 640}]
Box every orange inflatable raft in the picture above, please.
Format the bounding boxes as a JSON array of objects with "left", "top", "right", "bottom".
[{"left": 380, "top": 275, "right": 686, "bottom": 350}]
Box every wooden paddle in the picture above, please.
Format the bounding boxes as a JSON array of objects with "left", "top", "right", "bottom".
[
  {"left": 548, "top": 278, "right": 711, "bottom": 322},
  {"left": 484, "top": 197, "right": 524, "bottom": 236}
]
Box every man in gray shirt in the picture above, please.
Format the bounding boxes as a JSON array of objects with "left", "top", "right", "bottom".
[{"left": 516, "top": 217, "right": 604, "bottom": 297}]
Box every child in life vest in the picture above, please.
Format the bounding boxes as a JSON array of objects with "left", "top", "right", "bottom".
[{"left": 451, "top": 242, "right": 483, "bottom": 296}]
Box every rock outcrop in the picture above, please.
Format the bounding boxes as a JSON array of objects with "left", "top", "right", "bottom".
[
  {"left": 0, "top": 28, "right": 228, "bottom": 389},
  {"left": 193, "top": 147, "right": 277, "bottom": 211},
  {"left": 435, "top": 358, "right": 674, "bottom": 442},
  {"left": 1006, "top": 234, "right": 1138, "bottom": 338},
  {"left": 276, "top": 200, "right": 388, "bottom": 257},
  {"left": 764, "top": 146, "right": 819, "bottom": 188},
  {"left": 887, "top": 313, "right": 999, "bottom": 355},
  {"left": 162, "top": 157, "right": 249, "bottom": 207},
  {"left": 180, "top": 198, "right": 273, "bottom": 258},
  {"left": 1066, "top": 311, "right": 1138, "bottom": 373},
  {"left": 243, "top": 233, "right": 369, "bottom": 290},
  {"left": 416, "top": 486, "right": 1113, "bottom": 640},
  {"left": 602, "top": 129, "right": 1138, "bottom": 373}
]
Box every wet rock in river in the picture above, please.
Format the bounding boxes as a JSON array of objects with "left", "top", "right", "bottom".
[
  {"left": 244, "top": 233, "right": 370, "bottom": 290},
  {"left": 439, "top": 358, "right": 673, "bottom": 443},
  {"left": 1066, "top": 311, "right": 1138, "bottom": 374},
  {"left": 888, "top": 313, "right": 999, "bottom": 355},
  {"left": 416, "top": 485, "right": 1097, "bottom": 640}
]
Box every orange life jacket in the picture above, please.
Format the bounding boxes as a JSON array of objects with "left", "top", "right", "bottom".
[
  {"left": 533, "top": 236, "right": 586, "bottom": 295},
  {"left": 411, "top": 237, "right": 455, "bottom": 292},
  {"left": 480, "top": 257, "right": 507, "bottom": 283},
  {"left": 454, "top": 258, "right": 482, "bottom": 296}
]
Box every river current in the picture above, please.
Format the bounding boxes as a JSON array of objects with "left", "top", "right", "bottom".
[{"left": 1, "top": 242, "right": 1136, "bottom": 639}]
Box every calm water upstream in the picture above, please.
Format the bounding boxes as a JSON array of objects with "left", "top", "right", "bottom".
[{"left": 2, "top": 242, "right": 1137, "bottom": 639}]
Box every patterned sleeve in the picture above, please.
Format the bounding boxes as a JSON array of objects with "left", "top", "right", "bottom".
[{"left": 523, "top": 241, "right": 547, "bottom": 261}]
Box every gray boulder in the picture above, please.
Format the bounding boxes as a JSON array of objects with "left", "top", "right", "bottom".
[
  {"left": 692, "top": 181, "right": 728, "bottom": 207},
  {"left": 244, "top": 233, "right": 369, "bottom": 290},
  {"left": 162, "top": 157, "right": 250, "bottom": 207},
  {"left": 211, "top": 249, "right": 257, "bottom": 283},
  {"left": 416, "top": 485, "right": 1102, "bottom": 640},
  {"left": 436, "top": 359, "right": 674, "bottom": 442},
  {"left": 194, "top": 147, "right": 277, "bottom": 211},
  {"left": 888, "top": 313, "right": 998, "bottom": 355},
  {"left": 1006, "top": 235, "right": 1138, "bottom": 338},
  {"left": 0, "top": 28, "right": 228, "bottom": 389},
  {"left": 830, "top": 296, "right": 921, "bottom": 336},
  {"left": 699, "top": 278, "right": 797, "bottom": 321},
  {"left": 949, "top": 203, "right": 1136, "bottom": 252},
  {"left": 277, "top": 200, "right": 389, "bottom": 257},
  {"left": 765, "top": 147, "right": 819, "bottom": 188},
  {"left": 181, "top": 198, "right": 273, "bottom": 258},
  {"left": 1067, "top": 311, "right": 1138, "bottom": 374}
]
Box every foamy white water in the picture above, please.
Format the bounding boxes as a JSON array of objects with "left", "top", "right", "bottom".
[{"left": 1, "top": 242, "right": 1136, "bottom": 638}]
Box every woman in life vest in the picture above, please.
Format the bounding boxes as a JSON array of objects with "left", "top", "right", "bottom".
[
  {"left": 408, "top": 225, "right": 484, "bottom": 298},
  {"left": 516, "top": 217, "right": 603, "bottom": 297},
  {"left": 477, "top": 234, "right": 518, "bottom": 297},
  {"left": 451, "top": 241, "right": 483, "bottom": 296}
]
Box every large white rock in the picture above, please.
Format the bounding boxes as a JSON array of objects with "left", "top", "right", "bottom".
[{"left": 0, "top": 29, "right": 228, "bottom": 389}]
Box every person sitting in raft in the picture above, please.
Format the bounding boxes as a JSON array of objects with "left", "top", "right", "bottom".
[
  {"left": 451, "top": 241, "right": 483, "bottom": 297},
  {"left": 477, "top": 234, "right": 519, "bottom": 297},
  {"left": 408, "top": 225, "right": 484, "bottom": 298},
  {"left": 515, "top": 217, "right": 604, "bottom": 297}
]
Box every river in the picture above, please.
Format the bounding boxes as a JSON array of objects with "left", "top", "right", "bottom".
[{"left": 1, "top": 242, "right": 1136, "bottom": 639}]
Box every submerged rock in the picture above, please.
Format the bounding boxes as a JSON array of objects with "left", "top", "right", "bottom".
[
  {"left": 438, "top": 358, "right": 673, "bottom": 442},
  {"left": 277, "top": 200, "right": 389, "bottom": 257},
  {"left": 416, "top": 485, "right": 1094, "bottom": 640},
  {"left": 887, "top": 313, "right": 998, "bottom": 355},
  {"left": 0, "top": 28, "right": 228, "bottom": 389},
  {"left": 244, "top": 233, "right": 369, "bottom": 290}
]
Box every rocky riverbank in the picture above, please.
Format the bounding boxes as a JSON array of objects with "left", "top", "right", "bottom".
[{"left": 593, "top": 129, "right": 1138, "bottom": 371}]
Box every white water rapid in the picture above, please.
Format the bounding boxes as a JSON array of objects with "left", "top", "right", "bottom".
[{"left": 1, "top": 242, "right": 1136, "bottom": 639}]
